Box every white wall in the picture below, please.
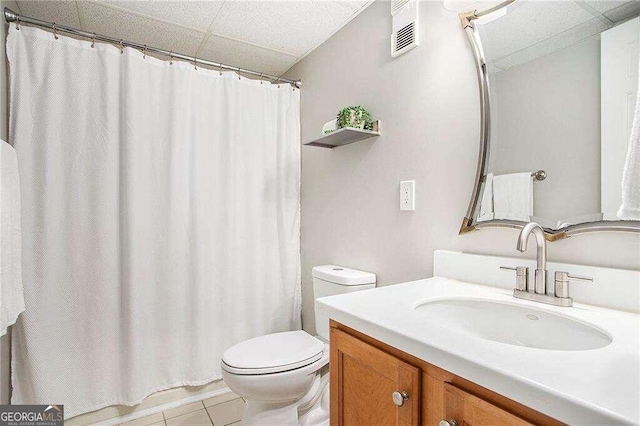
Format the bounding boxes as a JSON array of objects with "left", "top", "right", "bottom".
[
  {"left": 491, "top": 36, "right": 601, "bottom": 222},
  {"left": 284, "top": 0, "right": 640, "bottom": 334}
]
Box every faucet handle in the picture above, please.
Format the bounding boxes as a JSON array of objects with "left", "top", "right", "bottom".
[
  {"left": 554, "top": 271, "right": 592, "bottom": 299},
  {"left": 500, "top": 266, "right": 529, "bottom": 292},
  {"left": 555, "top": 271, "right": 593, "bottom": 282}
]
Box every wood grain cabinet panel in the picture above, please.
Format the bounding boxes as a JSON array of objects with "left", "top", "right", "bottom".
[
  {"left": 444, "top": 383, "right": 533, "bottom": 426},
  {"left": 330, "top": 321, "right": 562, "bottom": 426},
  {"left": 330, "top": 328, "right": 421, "bottom": 426}
]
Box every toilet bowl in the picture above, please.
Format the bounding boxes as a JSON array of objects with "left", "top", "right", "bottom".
[
  {"left": 221, "top": 265, "right": 376, "bottom": 426},
  {"left": 222, "top": 331, "right": 329, "bottom": 425}
]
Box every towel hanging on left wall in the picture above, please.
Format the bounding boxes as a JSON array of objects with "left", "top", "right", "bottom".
[{"left": 0, "top": 139, "right": 25, "bottom": 336}]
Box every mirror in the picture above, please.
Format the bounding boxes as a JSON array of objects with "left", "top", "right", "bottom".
[{"left": 460, "top": 0, "right": 640, "bottom": 238}]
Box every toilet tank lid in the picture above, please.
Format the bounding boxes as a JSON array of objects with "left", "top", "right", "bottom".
[{"left": 312, "top": 265, "right": 376, "bottom": 286}]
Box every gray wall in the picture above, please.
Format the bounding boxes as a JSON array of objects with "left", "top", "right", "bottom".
[
  {"left": 1, "top": 0, "right": 18, "bottom": 405},
  {"left": 1, "top": 0, "right": 10, "bottom": 142},
  {"left": 284, "top": 0, "right": 640, "bottom": 334},
  {"left": 1, "top": 1, "right": 9, "bottom": 406},
  {"left": 491, "top": 36, "right": 601, "bottom": 223}
]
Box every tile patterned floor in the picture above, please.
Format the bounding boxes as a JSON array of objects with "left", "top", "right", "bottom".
[{"left": 120, "top": 392, "right": 244, "bottom": 426}]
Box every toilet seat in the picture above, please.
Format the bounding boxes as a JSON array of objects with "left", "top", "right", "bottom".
[{"left": 222, "top": 330, "right": 325, "bottom": 375}]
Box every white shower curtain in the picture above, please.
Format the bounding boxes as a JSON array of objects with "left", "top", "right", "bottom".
[{"left": 7, "top": 24, "right": 301, "bottom": 417}]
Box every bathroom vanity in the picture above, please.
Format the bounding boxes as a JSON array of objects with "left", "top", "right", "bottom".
[
  {"left": 329, "top": 321, "right": 558, "bottom": 426},
  {"left": 317, "top": 251, "right": 640, "bottom": 426}
]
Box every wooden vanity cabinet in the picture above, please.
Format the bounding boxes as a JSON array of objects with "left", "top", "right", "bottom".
[
  {"left": 330, "top": 325, "right": 420, "bottom": 425},
  {"left": 330, "top": 321, "right": 562, "bottom": 426},
  {"left": 443, "top": 383, "right": 533, "bottom": 426}
]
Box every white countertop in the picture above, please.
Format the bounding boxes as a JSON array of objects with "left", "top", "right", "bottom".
[{"left": 316, "top": 277, "right": 640, "bottom": 425}]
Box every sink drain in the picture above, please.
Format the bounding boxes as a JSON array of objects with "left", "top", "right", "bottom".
[{"left": 526, "top": 314, "right": 539, "bottom": 321}]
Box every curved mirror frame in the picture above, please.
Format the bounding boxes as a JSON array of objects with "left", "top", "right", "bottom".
[{"left": 458, "top": 1, "right": 640, "bottom": 241}]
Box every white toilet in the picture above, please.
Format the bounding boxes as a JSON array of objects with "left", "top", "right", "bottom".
[{"left": 221, "top": 265, "right": 376, "bottom": 426}]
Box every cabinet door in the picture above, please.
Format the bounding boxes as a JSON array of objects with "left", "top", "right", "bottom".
[
  {"left": 330, "top": 328, "right": 420, "bottom": 426},
  {"left": 443, "top": 383, "right": 533, "bottom": 426}
]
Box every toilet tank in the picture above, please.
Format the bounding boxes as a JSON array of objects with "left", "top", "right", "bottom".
[{"left": 313, "top": 265, "right": 376, "bottom": 342}]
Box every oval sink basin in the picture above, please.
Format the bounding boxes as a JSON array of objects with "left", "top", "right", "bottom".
[{"left": 414, "top": 298, "right": 611, "bottom": 351}]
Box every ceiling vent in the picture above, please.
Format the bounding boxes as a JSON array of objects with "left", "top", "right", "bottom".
[{"left": 391, "top": 0, "right": 419, "bottom": 58}]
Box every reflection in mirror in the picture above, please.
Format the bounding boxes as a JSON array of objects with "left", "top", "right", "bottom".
[{"left": 470, "top": 1, "right": 640, "bottom": 231}]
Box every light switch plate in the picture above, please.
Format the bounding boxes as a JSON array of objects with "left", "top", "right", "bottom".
[{"left": 400, "top": 180, "right": 415, "bottom": 211}]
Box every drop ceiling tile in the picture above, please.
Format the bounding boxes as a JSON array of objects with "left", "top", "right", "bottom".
[
  {"left": 584, "top": 1, "right": 629, "bottom": 14},
  {"left": 603, "top": 1, "right": 640, "bottom": 22},
  {"left": 487, "top": 63, "right": 503, "bottom": 73},
  {"left": 491, "top": 17, "right": 608, "bottom": 71},
  {"left": 199, "top": 34, "right": 298, "bottom": 77},
  {"left": 81, "top": 1, "right": 205, "bottom": 56},
  {"left": 16, "top": 0, "right": 81, "bottom": 28},
  {"left": 101, "top": 1, "right": 225, "bottom": 31},
  {"left": 480, "top": 1, "right": 594, "bottom": 62},
  {"left": 210, "top": 1, "right": 358, "bottom": 56},
  {"left": 340, "top": 0, "right": 372, "bottom": 11}
]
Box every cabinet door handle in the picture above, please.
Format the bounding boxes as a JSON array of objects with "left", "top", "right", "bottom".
[
  {"left": 392, "top": 391, "right": 409, "bottom": 407},
  {"left": 439, "top": 420, "right": 458, "bottom": 426}
]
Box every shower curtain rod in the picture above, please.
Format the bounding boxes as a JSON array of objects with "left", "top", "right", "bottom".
[{"left": 3, "top": 7, "right": 302, "bottom": 88}]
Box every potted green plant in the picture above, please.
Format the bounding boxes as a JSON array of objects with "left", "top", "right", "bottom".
[{"left": 336, "top": 106, "right": 373, "bottom": 131}]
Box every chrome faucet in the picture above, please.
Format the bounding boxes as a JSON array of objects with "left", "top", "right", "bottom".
[
  {"left": 516, "top": 222, "right": 548, "bottom": 295},
  {"left": 500, "top": 222, "right": 593, "bottom": 307}
]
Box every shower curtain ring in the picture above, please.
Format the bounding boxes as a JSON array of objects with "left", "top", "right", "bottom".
[
  {"left": 143, "top": 45, "right": 147, "bottom": 59},
  {"left": 91, "top": 33, "right": 96, "bottom": 48},
  {"left": 193, "top": 57, "right": 198, "bottom": 70},
  {"left": 237, "top": 67, "right": 242, "bottom": 80},
  {"left": 15, "top": 16, "right": 20, "bottom": 30},
  {"left": 169, "top": 51, "right": 173, "bottom": 65},
  {"left": 276, "top": 77, "right": 280, "bottom": 88},
  {"left": 119, "top": 40, "right": 124, "bottom": 54},
  {"left": 259, "top": 73, "right": 263, "bottom": 85},
  {"left": 52, "top": 23, "right": 59, "bottom": 39},
  {"left": 218, "top": 64, "right": 223, "bottom": 76}
]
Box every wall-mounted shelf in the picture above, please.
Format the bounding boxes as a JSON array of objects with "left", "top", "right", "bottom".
[{"left": 304, "top": 120, "right": 381, "bottom": 149}]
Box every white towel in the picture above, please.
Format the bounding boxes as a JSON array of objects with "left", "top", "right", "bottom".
[
  {"left": 493, "top": 173, "right": 533, "bottom": 222},
  {"left": 0, "top": 140, "right": 25, "bottom": 336},
  {"left": 617, "top": 58, "right": 640, "bottom": 220},
  {"left": 477, "top": 172, "right": 495, "bottom": 222}
]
